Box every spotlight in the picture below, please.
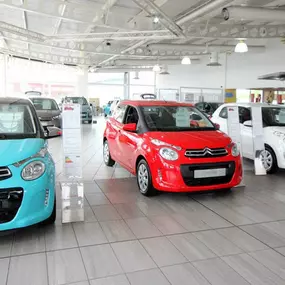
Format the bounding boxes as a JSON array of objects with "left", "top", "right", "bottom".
[
  {"left": 235, "top": 41, "right": 248, "bottom": 53},
  {"left": 181, "top": 56, "right": 191, "bottom": 65},
  {"left": 153, "top": 16, "right": 159, "bottom": 24},
  {"left": 153, "top": 64, "right": 161, "bottom": 72}
]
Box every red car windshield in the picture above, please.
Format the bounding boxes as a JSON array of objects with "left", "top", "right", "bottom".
[{"left": 141, "top": 105, "right": 215, "bottom": 132}]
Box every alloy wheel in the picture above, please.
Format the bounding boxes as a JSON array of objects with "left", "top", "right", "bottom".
[
  {"left": 260, "top": 149, "right": 273, "bottom": 171},
  {"left": 138, "top": 164, "right": 148, "bottom": 193}
]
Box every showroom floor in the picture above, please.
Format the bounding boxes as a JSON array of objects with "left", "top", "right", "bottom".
[{"left": 1, "top": 118, "right": 285, "bottom": 285}]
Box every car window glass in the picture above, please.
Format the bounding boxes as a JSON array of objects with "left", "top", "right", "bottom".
[
  {"left": 196, "top": 103, "right": 204, "bottom": 111},
  {"left": 124, "top": 106, "right": 139, "bottom": 124},
  {"left": 239, "top": 107, "right": 251, "bottom": 124},
  {"left": 113, "top": 104, "right": 127, "bottom": 123},
  {"left": 219, "top": 107, "right": 228, "bottom": 119}
]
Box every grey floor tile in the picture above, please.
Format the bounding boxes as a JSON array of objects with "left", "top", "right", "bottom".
[
  {"left": 73, "top": 222, "right": 108, "bottom": 246},
  {"left": 92, "top": 205, "right": 122, "bottom": 222},
  {"left": 140, "top": 237, "right": 187, "bottom": 267},
  {"left": 161, "top": 263, "right": 210, "bottom": 285},
  {"left": 83, "top": 182, "right": 103, "bottom": 194},
  {"left": 81, "top": 244, "right": 123, "bottom": 279},
  {"left": 7, "top": 253, "right": 48, "bottom": 285},
  {"left": 241, "top": 224, "right": 285, "bottom": 248},
  {"left": 11, "top": 228, "right": 46, "bottom": 256},
  {"left": 100, "top": 220, "right": 136, "bottom": 243},
  {"left": 217, "top": 227, "right": 268, "bottom": 252},
  {"left": 66, "top": 282, "right": 89, "bottom": 285},
  {"left": 125, "top": 217, "right": 162, "bottom": 239},
  {"left": 222, "top": 253, "right": 285, "bottom": 285},
  {"left": 84, "top": 207, "right": 98, "bottom": 222},
  {"left": 275, "top": 247, "right": 285, "bottom": 256},
  {"left": 193, "top": 230, "right": 244, "bottom": 256},
  {"left": 136, "top": 200, "right": 169, "bottom": 216},
  {"left": 111, "top": 240, "right": 156, "bottom": 273},
  {"left": 90, "top": 275, "right": 130, "bottom": 285},
  {"left": 0, "top": 235, "right": 13, "bottom": 258},
  {"left": 167, "top": 233, "right": 216, "bottom": 262},
  {"left": 0, "top": 258, "right": 9, "bottom": 285},
  {"left": 47, "top": 248, "right": 87, "bottom": 285},
  {"left": 104, "top": 192, "right": 140, "bottom": 204},
  {"left": 85, "top": 193, "right": 110, "bottom": 206},
  {"left": 149, "top": 215, "right": 187, "bottom": 235},
  {"left": 45, "top": 225, "right": 78, "bottom": 251},
  {"left": 127, "top": 269, "right": 170, "bottom": 285},
  {"left": 193, "top": 258, "right": 250, "bottom": 285},
  {"left": 171, "top": 213, "right": 211, "bottom": 232},
  {"left": 114, "top": 204, "right": 145, "bottom": 219},
  {"left": 249, "top": 249, "right": 285, "bottom": 280}
]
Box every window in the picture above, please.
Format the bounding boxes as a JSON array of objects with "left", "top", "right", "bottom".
[
  {"left": 238, "top": 107, "right": 251, "bottom": 124},
  {"left": 30, "top": 98, "right": 59, "bottom": 110},
  {"left": 65, "top": 97, "right": 88, "bottom": 105},
  {"left": 141, "top": 105, "right": 215, "bottom": 132},
  {"left": 124, "top": 106, "right": 139, "bottom": 125},
  {"left": 195, "top": 103, "right": 204, "bottom": 111},
  {"left": 262, "top": 107, "right": 285, "bottom": 127},
  {"left": 113, "top": 104, "right": 127, "bottom": 123},
  {"left": 219, "top": 107, "right": 228, "bottom": 119},
  {"left": 0, "top": 103, "right": 37, "bottom": 138}
]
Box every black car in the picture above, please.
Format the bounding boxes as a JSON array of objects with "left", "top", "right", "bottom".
[{"left": 195, "top": 102, "right": 223, "bottom": 116}]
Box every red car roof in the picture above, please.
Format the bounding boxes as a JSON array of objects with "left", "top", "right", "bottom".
[{"left": 121, "top": 100, "right": 194, "bottom": 107}]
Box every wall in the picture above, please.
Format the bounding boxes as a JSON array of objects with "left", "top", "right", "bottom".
[{"left": 156, "top": 39, "right": 285, "bottom": 90}]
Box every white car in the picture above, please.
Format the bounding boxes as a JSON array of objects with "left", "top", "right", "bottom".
[{"left": 211, "top": 103, "right": 285, "bottom": 173}]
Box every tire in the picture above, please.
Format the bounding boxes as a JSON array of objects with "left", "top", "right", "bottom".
[
  {"left": 41, "top": 198, "right": 56, "bottom": 225},
  {"left": 136, "top": 159, "right": 157, "bottom": 196},
  {"left": 104, "top": 113, "right": 107, "bottom": 118},
  {"left": 103, "top": 140, "right": 115, "bottom": 167},
  {"left": 88, "top": 120, "right": 92, "bottom": 124},
  {"left": 261, "top": 146, "right": 278, "bottom": 174}
]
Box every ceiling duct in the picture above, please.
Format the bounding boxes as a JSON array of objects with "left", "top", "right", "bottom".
[
  {"left": 207, "top": 52, "right": 221, "bottom": 66},
  {"left": 115, "top": 59, "right": 200, "bottom": 65},
  {"left": 147, "top": 43, "right": 265, "bottom": 53},
  {"left": 176, "top": 0, "right": 234, "bottom": 25},
  {"left": 222, "top": 6, "right": 285, "bottom": 22}
]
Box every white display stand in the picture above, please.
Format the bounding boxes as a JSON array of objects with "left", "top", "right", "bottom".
[
  {"left": 227, "top": 105, "right": 245, "bottom": 187},
  {"left": 61, "top": 103, "right": 84, "bottom": 223},
  {"left": 251, "top": 106, "right": 267, "bottom": 175}
]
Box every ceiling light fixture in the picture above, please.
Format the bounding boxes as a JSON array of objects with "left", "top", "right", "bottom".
[
  {"left": 235, "top": 40, "right": 248, "bottom": 53},
  {"left": 153, "top": 16, "right": 159, "bottom": 23},
  {"left": 153, "top": 64, "right": 161, "bottom": 72},
  {"left": 181, "top": 56, "right": 191, "bottom": 65}
]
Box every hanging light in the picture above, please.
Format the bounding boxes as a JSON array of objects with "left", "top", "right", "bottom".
[
  {"left": 181, "top": 56, "right": 191, "bottom": 65},
  {"left": 153, "top": 16, "right": 159, "bottom": 23},
  {"left": 235, "top": 40, "right": 248, "bottom": 53},
  {"left": 153, "top": 64, "right": 161, "bottom": 72},
  {"left": 159, "top": 65, "right": 170, "bottom": 75},
  {"left": 133, "top": 71, "right": 140, "bottom": 79}
]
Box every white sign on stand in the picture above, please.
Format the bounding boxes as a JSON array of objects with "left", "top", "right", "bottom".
[
  {"left": 251, "top": 106, "right": 267, "bottom": 175},
  {"left": 61, "top": 103, "right": 84, "bottom": 223},
  {"left": 227, "top": 105, "right": 244, "bottom": 186}
]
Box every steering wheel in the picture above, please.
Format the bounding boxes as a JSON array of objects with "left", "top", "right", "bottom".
[{"left": 140, "top": 93, "right": 157, "bottom": 100}]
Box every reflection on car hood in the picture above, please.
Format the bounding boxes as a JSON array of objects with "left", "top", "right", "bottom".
[
  {"left": 148, "top": 131, "right": 231, "bottom": 149},
  {"left": 0, "top": 138, "right": 44, "bottom": 166},
  {"left": 36, "top": 110, "right": 60, "bottom": 119}
]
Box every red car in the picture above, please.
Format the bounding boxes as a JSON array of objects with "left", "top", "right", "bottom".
[{"left": 103, "top": 100, "right": 242, "bottom": 196}]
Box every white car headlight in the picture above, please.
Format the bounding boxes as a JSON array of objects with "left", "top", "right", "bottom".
[
  {"left": 21, "top": 161, "right": 46, "bottom": 181},
  {"left": 231, "top": 143, "right": 240, "bottom": 157},
  {"left": 159, "top": 147, "right": 179, "bottom": 161}
]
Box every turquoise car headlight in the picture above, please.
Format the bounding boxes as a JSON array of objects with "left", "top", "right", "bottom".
[
  {"left": 159, "top": 147, "right": 179, "bottom": 161},
  {"left": 21, "top": 161, "right": 46, "bottom": 181}
]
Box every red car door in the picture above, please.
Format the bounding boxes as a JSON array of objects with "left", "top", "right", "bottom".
[
  {"left": 117, "top": 106, "right": 140, "bottom": 171},
  {"left": 107, "top": 104, "right": 127, "bottom": 162}
]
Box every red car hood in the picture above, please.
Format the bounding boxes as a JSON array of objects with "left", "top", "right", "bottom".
[{"left": 147, "top": 131, "right": 231, "bottom": 149}]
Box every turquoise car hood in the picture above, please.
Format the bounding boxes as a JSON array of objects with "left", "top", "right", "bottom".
[{"left": 0, "top": 138, "right": 45, "bottom": 166}]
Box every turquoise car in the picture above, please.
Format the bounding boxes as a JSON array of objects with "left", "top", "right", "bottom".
[{"left": 0, "top": 98, "right": 56, "bottom": 231}]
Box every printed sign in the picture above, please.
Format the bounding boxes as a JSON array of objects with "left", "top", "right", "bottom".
[{"left": 176, "top": 107, "right": 190, "bottom": 127}]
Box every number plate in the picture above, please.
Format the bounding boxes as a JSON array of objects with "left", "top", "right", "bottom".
[{"left": 194, "top": 168, "right": 226, "bottom": 178}]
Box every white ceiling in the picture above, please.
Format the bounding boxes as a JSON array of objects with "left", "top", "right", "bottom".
[{"left": 0, "top": 0, "right": 285, "bottom": 69}]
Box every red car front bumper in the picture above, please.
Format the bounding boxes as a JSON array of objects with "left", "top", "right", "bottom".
[{"left": 149, "top": 155, "right": 242, "bottom": 193}]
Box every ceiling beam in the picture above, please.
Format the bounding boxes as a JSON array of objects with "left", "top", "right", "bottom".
[{"left": 131, "top": 0, "right": 185, "bottom": 37}]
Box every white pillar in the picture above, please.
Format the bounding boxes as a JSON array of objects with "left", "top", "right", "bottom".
[
  {"left": 76, "top": 67, "right": 88, "bottom": 98},
  {"left": 0, "top": 54, "right": 8, "bottom": 97},
  {"left": 124, "top": 72, "right": 130, "bottom": 99}
]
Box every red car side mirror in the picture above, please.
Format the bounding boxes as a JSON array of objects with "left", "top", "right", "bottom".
[
  {"left": 122, "top": 123, "right": 137, "bottom": 132},
  {"left": 214, "top": 123, "right": 220, "bottom": 130}
]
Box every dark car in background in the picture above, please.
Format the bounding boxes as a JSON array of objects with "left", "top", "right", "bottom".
[
  {"left": 30, "top": 97, "right": 62, "bottom": 137},
  {"left": 64, "top": 96, "right": 93, "bottom": 124},
  {"left": 195, "top": 102, "right": 223, "bottom": 117}
]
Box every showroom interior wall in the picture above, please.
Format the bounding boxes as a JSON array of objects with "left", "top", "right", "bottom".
[{"left": 156, "top": 39, "right": 285, "bottom": 90}]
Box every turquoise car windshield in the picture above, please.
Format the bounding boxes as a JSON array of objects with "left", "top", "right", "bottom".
[{"left": 0, "top": 103, "right": 37, "bottom": 139}]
